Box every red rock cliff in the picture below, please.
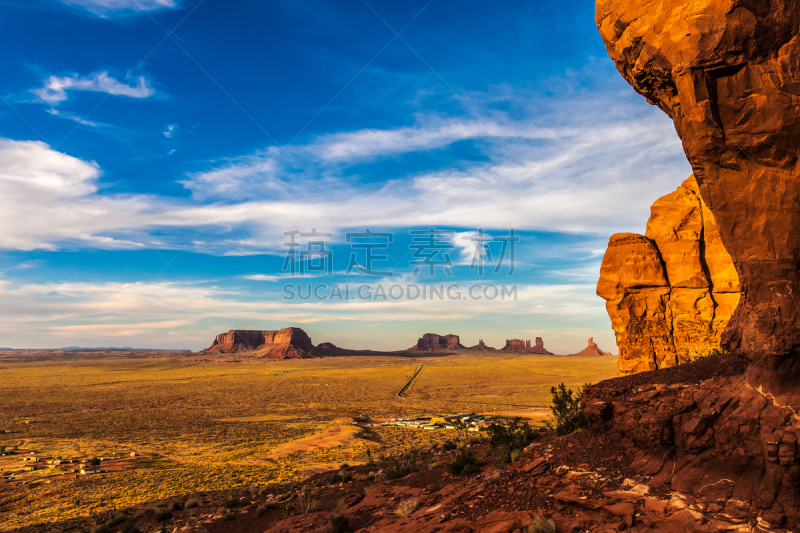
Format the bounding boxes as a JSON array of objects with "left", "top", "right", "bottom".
[
  {"left": 200, "top": 328, "right": 314, "bottom": 359},
  {"left": 596, "top": 0, "right": 800, "bottom": 363},
  {"left": 598, "top": 175, "right": 740, "bottom": 375},
  {"left": 590, "top": 1, "right": 800, "bottom": 527}
]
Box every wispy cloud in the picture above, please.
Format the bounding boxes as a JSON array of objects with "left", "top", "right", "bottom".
[
  {"left": 59, "top": 0, "right": 178, "bottom": 17},
  {"left": 0, "top": 92, "right": 692, "bottom": 254},
  {"left": 33, "top": 71, "right": 154, "bottom": 106}
]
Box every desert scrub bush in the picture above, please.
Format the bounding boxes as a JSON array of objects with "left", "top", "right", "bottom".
[
  {"left": 295, "top": 485, "right": 315, "bottom": 514},
  {"left": 171, "top": 501, "right": 184, "bottom": 511},
  {"left": 309, "top": 499, "right": 325, "bottom": 513},
  {"left": 365, "top": 470, "right": 375, "bottom": 480},
  {"left": 428, "top": 482, "right": 442, "bottom": 493},
  {"left": 282, "top": 502, "right": 295, "bottom": 516},
  {"left": 91, "top": 526, "right": 110, "bottom": 533},
  {"left": 428, "top": 460, "right": 441, "bottom": 470},
  {"left": 155, "top": 510, "right": 172, "bottom": 522},
  {"left": 549, "top": 383, "right": 589, "bottom": 435},
  {"left": 341, "top": 473, "right": 353, "bottom": 483},
  {"left": 446, "top": 448, "right": 478, "bottom": 476},
  {"left": 222, "top": 512, "right": 235, "bottom": 521},
  {"left": 330, "top": 515, "right": 351, "bottom": 533},
  {"left": 276, "top": 491, "right": 293, "bottom": 502},
  {"left": 256, "top": 504, "right": 270, "bottom": 516},
  {"left": 394, "top": 498, "right": 421, "bottom": 517},
  {"left": 442, "top": 440, "right": 457, "bottom": 451},
  {"left": 376, "top": 449, "right": 422, "bottom": 479},
  {"left": 224, "top": 497, "right": 244, "bottom": 509},
  {"left": 510, "top": 449, "right": 523, "bottom": 463},
  {"left": 339, "top": 462, "right": 350, "bottom": 470},
  {"left": 487, "top": 418, "right": 535, "bottom": 462},
  {"left": 526, "top": 513, "right": 556, "bottom": 533},
  {"left": 328, "top": 497, "right": 347, "bottom": 510},
  {"left": 184, "top": 499, "right": 198, "bottom": 509}
]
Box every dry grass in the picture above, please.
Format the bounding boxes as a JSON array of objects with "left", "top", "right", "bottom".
[{"left": 0, "top": 351, "right": 616, "bottom": 530}]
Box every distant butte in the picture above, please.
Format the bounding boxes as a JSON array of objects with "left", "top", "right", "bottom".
[
  {"left": 568, "top": 338, "right": 613, "bottom": 357},
  {"left": 409, "top": 334, "right": 553, "bottom": 354},
  {"left": 199, "top": 328, "right": 314, "bottom": 359},
  {"left": 408, "top": 333, "right": 465, "bottom": 352},
  {"left": 502, "top": 337, "right": 552, "bottom": 354}
]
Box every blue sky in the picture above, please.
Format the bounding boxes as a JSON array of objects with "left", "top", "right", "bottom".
[{"left": 0, "top": 0, "right": 692, "bottom": 352}]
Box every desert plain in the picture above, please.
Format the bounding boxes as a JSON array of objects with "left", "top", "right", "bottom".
[{"left": 0, "top": 350, "right": 617, "bottom": 531}]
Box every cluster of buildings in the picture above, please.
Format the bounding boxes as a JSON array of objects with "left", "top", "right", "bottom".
[{"left": 380, "top": 412, "right": 492, "bottom": 431}]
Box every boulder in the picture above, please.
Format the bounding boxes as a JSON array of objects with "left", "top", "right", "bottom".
[
  {"left": 199, "top": 328, "right": 314, "bottom": 359},
  {"left": 568, "top": 338, "right": 613, "bottom": 357},
  {"left": 597, "top": 176, "right": 740, "bottom": 375},
  {"left": 596, "top": 0, "right": 800, "bottom": 362}
]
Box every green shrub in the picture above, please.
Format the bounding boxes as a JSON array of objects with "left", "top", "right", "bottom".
[
  {"left": 510, "top": 448, "right": 523, "bottom": 462},
  {"left": 256, "top": 505, "right": 269, "bottom": 516},
  {"left": 549, "top": 383, "right": 589, "bottom": 435},
  {"left": 184, "top": 499, "right": 198, "bottom": 509},
  {"left": 428, "top": 482, "right": 442, "bottom": 493},
  {"left": 376, "top": 449, "right": 422, "bottom": 479},
  {"left": 339, "top": 462, "right": 350, "bottom": 470},
  {"left": 446, "top": 448, "right": 478, "bottom": 476}
]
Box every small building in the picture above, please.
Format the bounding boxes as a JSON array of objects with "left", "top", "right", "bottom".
[
  {"left": 130, "top": 452, "right": 137, "bottom": 457},
  {"left": 80, "top": 467, "right": 100, "bottom": 475},
  {"left": 22, "top": 465, "right": 36, "bottom": 471}
]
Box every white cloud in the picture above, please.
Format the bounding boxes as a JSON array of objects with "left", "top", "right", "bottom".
[
  {"left": 33, "top": 71, "right": 154, "bottom": 106},
  {"left": 311, "top": 118, "right": 561, "bottom": 163},
  {"left": 163, "top": 123, "right": 178, "bottom": 138},
  {"left": 59, "top": 0, "right": 178, "bottom": 17},
  {"left": 0, "top": 95, "right": 692, "bottom": 254}
]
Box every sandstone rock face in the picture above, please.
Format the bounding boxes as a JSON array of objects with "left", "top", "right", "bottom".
[
  {"left": 596, "top": 0, "right": 800, "bottom": 360},
  {"left": 200, "top": 328, "right": 314, "bottom": 359},
  {"left": 583, "top": 354, "right": 800, "bottom": 529},
  {"left": 568, "top": 338, "right": 613, "bottom": 357},
  {"left": 408, "top": 333, "right": 464, "bottom": 352},
  {"left": 502, "top": 337, "right": 552, "bottom": 354},
  {"left": 598, "top": 176, "right": 740, "bottom": 375}
]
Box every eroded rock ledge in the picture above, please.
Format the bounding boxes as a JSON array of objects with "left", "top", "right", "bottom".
[
  {"left": 596, "top": 0, "right": 800, "bottom": 361},
  {"left": 598, "top": 175, "right": 740, "bottom": 376}
]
